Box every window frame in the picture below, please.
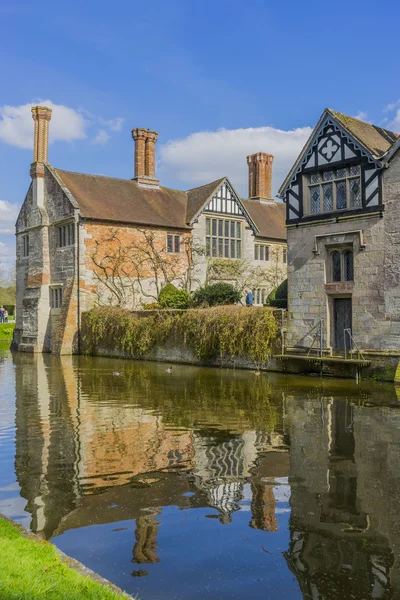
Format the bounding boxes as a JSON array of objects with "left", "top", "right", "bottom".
[
  {"left": 22, "top": 234, "right": 29, "bottom": 258},
  {"left": 329, "top": 248, "right": 354, "bottom": 283},
  {"left": 166, "top": 234, "right": 181, "bottom": 254},
  {"left": 56, "top": 222, "right": 75, "bottom": 248},
  {"left": 50, "top": 285, "right": 63, "bottom": 309},
  {"left": 307, "top": 165, "right": 362, "bottom": 216},
  {"left": 254, "top": 243, "right": 270, "bottom": 262},
  {"left": 206, "top": 217, "right": 242, "bottom": 259}
]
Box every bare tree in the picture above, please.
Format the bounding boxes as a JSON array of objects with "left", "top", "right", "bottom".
[
  {"left": 89, "top": 228, "right": 188, "bottom": 307},
  {"left": 206, "top": 249, "right": 285, "bottom": 294}
]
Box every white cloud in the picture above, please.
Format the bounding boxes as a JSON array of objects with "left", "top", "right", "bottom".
[
  {"left": 352, "top": 111, "right": 369, "bottom": 122},
  {"left": 100, "top": 117, "right": 124, "bottom": 132},
  {"left": 92, "top": 129, "right": 111, "bottom": 145},
  {"left": 0, "top": 100, "right": 88, "bottom": 149},
  {"left": 159, "top": 125, "right": 313, "bottom": 196},
  {"left": 0, "top": 101, "right": 125, "bottom": 149},
  {"left": 389, "top": 110, "right": 400, "bottom": 133},
  {"left": 383, "top": 100, "right": 400, "bottom": 113},
  {"left": 0, "top": 200, "right": 19, "bottom": 234}
]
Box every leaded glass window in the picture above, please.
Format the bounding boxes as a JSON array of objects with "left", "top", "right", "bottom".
[
  {"left": 332, "top": 251, "right": 341, "bottom": 282},
  {"left": 344, "top": 250, "right": 354, "bottom": 281},
  {"left": 350, "top": 178, "right": 361, "bottom": 207},
  {"left": 310, "top": 187, "right": 320, "bottom": 214},
  {"left": 323, "top": 182, "right": 333, "bottom": 211},
  {"left": 167, "top": 234, "right": 180, "bottom": 253},
  {"left": 336, "top": 180, "right": 347, "bottom": 209},
  {"left": 308, "top": 165, "right": 362, "bottom": 214},
  {"left": 330, "top": 248, "right": 354, "bottom": 282},
  {"left": 206, "top": 217, "right": 241, "bottom": 258}
]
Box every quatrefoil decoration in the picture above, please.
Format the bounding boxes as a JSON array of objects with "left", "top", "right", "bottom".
[{"left": 319, "top": 139, "right": 339, "bottom": 162}]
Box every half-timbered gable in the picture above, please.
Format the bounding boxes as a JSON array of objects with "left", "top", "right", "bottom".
[{"left": 279, "top": 109, "right": 399, "bottom": 223}]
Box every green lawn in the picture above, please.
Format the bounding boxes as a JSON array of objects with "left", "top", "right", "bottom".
[
  {"left": 0, "top": 517, "right": 130, "bottom": 599},
  {"left": 0, "top": 322, "right": 15, "bottom": 340}
]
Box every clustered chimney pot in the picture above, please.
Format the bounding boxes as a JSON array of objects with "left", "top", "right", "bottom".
[
  {"left": 132, "top": 128, "right": 160, "bottom": 187},
  {"left": 247, "top": 152, "right": 274, "bottom": 201}
]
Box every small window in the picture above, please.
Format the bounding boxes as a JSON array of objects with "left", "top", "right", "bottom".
[
  {"left": 254, "top": 244, "right": 270, "bottom": 261},
  {"left": 344, "top": 250, "right": 354, "bottom": 281},
  {"left": 22, "top": 234, "right": 29, "bottom": 257},
  {"left": 283, "top": 249, "right": 287, "bottom": 264},
  {"left": 57, "top": 223, "right": 75, "bottom": 248},
  {"left": 332, "top": 251, "right": 341, "bottom": 282},
  {"left": 50, "top": 287, "right": 63, "bottom": 309},
  {"left": 167, "top": 234, "right": 181, "bottom": 253}
]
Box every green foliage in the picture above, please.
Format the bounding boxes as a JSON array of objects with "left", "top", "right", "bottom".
[
  {"left": 82, "top": 306, "right": 279, "bottom": 365},
  {"left": 266, "top": 279, "right": 288, "bottom": 309},
  {"left": 83, "top": 307, "right": 174, "bottom": 356},
  {"left": 0, "top": 323, "right": 15, "bottom": 340},
  {"left": 158, "top": 284, "right": 191, "bottom": 309},
  {"left": 0, "top": 285, "right": 16, "bottom": 308},
  {"left": 191, "top": 283, "right": 242, "bottom": 307},
  {"left": 0, "top": 517, "right": 126, "bottom": 599}
]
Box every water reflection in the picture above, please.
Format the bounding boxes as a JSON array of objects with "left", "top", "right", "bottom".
[{"left": 4, "top": 350, "right": 400, "bottom": 598}]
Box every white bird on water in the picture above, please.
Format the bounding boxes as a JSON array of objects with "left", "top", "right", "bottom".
[
  {"left": 113, "top": 372, "right": 122, "bottom": 376},
  {"left": 165, "top": 366, "right": 173, "bottom": 374}
]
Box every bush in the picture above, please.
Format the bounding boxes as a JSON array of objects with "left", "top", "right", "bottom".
[
  {"left": 158, "top": 283, "right": 191, "bottom": 309},
  {"left": 266, "top": 279, "right": 287, "bottom": 309},
  {"left": 191, "top": 283, "right": 242, "bottom": 307},
  {"left": 82, "top": 306, "right": 280, "bottom": 365}
]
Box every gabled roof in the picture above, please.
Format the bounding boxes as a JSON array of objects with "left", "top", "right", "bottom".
[
  {"left": 51, "top": 167, "right": 286, "bottom": 241},
  {"left": 186, "top": 177, "right": 226, "bottom": 223},
  {"left": 278, "top": 108, "right": 400, "bottom": 197},
  {"left": 329, "top": 110, "right": 399, "bottom": 157}
]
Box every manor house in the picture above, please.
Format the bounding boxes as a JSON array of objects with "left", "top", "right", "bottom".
[
  {"left": 14, "top": 106, "right": 286, "bottom": 354},
  {"left": 279, "top": 109, "right": 400, "bottom": 353}
]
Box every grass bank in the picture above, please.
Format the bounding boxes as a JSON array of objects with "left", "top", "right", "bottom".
[
  {"left": 0, "top": 517, "right": 130, "bottom": 599},
  {"left": 0, "top": 322, "right": 15, "bottom": 340},
  {"left": 82, "top": 306, "right": 280, "bottom": 365}
]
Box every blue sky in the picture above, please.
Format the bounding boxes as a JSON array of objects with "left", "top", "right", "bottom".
[{"left": 1, "top": 0, "right": 400, "bottom": 275}]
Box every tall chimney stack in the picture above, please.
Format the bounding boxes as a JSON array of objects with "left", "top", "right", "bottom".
[
  {"left": 30, "top": 105, "right": 52, "bottom": 207},
  {"left": 247, "top": 152, "right": 274, "bottom": 201},
  {"left": 132, "top": 128, "right": 160, "bottom": 187}
]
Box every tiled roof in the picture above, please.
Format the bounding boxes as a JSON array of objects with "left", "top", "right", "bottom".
[
  {"left": 54, "top": 169, "right": 286, "bottom": 241},
  {"left": 242, "top": 200, "right": 286, "bottom": 241},
  {"left": 55, "top": 169, "right": 190, "bottom": 230},
  {"left": 328, "top": 109, "right": 399, "bottom": 158}
]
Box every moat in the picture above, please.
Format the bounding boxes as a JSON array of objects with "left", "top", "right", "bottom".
[{"left": 1, "top": 346, "right": 400, "bottom": 599}]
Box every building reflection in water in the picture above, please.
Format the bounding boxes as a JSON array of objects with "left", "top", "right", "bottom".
[
  {"left": 12, "top": 351, "right": 400, "bottom": 598},
  {"left": 13, "top": 353, "right": 288, "bottom": 557}
]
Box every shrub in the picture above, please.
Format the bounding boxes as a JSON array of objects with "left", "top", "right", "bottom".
[
  {"left": 266, "top": 279, "right": 288, "bottom": 309},
  {"left": 191, "top": 283, "right": 242, "bottom": 307},
  {"left": 82, "top": 306, "right": 280, "bottom": 366},
  {"left": 158, "top": 283, "right": 191, "bottom": 309}
]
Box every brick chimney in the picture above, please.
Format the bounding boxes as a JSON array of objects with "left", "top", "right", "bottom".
[
  {"left": 132, "top": 128, "right": 160, "bottom": 187},
  {"left": 247, "top": 152, "right": 274, "bottom": 201},
  {"left": 30, "top": 105, "right": 52, "bottom": 207}
]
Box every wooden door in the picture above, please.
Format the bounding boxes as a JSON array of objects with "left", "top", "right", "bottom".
[{"left": 334, "top": 298, "right": 352, "bottom": 352}]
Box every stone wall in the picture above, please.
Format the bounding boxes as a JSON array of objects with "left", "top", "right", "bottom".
[{"left": 287, "top": 213, "right": 387, "bottom": 350}]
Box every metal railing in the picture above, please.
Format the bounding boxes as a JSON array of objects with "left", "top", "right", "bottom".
[
  {"left": 343, "top": 328, "right": 365, "bottom": 361},
  {"left": 306, "top": 318, "right": 324, "bottom": 358}
]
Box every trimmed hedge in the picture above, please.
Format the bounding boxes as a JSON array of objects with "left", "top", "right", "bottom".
[{"left": 266, "top": 279, "right": 287, "bottom": 309}]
